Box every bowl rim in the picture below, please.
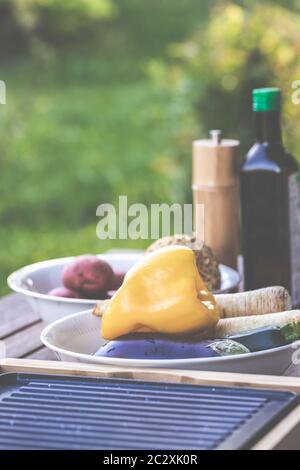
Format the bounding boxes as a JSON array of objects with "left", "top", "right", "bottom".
[
  {"left": 40, "top": 309, "right": 293, "bottom": 368},
  {"left": 7, "top": 253, "right": 143, "bottom": 305},
  {"left": 8, "top": 253, "right": 240, "bottom": 304}
]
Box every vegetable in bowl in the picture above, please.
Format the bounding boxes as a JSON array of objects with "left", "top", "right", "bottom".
[
  {"left": 95, "top": 335, "right": 249, "bottom": 360},
  {"left": 48, "top": 254, "right": 121, "bottom": 300}
]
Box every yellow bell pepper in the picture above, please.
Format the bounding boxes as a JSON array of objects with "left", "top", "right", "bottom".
[{"left": 101, "top": 245, "right": 220, "bottom": 340}]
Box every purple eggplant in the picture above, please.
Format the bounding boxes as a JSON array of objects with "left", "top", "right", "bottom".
[{"left": 95, "top": 334, "right": 249, "bottom": 360}]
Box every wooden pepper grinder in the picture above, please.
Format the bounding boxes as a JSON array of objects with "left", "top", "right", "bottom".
[{"left": 192, "top": 130, "right": 240, "bottom": 268}]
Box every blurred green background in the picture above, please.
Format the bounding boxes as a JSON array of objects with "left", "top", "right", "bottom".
[{"left": 1, "top": 0, "right": 300, "bottom": 294}]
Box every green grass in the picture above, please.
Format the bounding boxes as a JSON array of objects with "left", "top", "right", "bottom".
[
  {"left": 1, "top": 0, "right": 299, "bottom": 301},
  {"left": 0, "top": 51, "right": 197, "bottom": 295},
  {"left": 0, "top": 0, "right": 211, "bottom": 295}
]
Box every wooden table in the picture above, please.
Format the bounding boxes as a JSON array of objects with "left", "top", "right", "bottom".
[
  {"left": 0, "top": 293, "right": 57, "bottom": 361},
  {"left": 1, "top": 292, "right": 300, "bottom": 377}
]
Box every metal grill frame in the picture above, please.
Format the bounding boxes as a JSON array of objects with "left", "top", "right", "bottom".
[{"left": 0, "top": 373, "right": 297, "bottom": 450}]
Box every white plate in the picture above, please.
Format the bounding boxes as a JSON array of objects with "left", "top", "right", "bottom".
[
  {"left": 8, "top": 252, "right": 240, "bottom": 324},
  {"left": 41, "top": 310, "right": 293, "bottom": 375}
]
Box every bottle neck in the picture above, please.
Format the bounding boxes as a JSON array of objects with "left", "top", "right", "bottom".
[{"left": 254, "top": 111, "right": 282, "bottom": 144}]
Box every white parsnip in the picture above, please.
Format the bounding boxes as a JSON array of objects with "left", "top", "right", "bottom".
[
  {"left": 212, "top": 309, "right": 300, "bottom": 338},
  {"left": 93, "top": 299, "right": 109, "bottom": 317},
  {"left": 215, "top": 286, "right": 291, "bottom": 318},
  {"left": 92, "top": 286, "right": 292, "bottom": 319}
]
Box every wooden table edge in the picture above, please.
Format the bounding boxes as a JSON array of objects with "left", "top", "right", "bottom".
[{"left": 2, "top": 358, "right": 300, "bottom": 391}]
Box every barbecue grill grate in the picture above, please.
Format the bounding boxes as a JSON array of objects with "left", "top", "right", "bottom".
[{"left": 0, "top": 373, "right": 297, "bottom": 450}]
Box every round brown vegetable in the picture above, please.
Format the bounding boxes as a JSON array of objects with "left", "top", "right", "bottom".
[
  {"left": 146, "top": 234, "right": 221, "bottom": 291},
  {"left": 110, "top": 271, "right": 125, "bottom": 290},
  {"left": 48, "top": 287, "right": 80, "bottom": 298},
  {"left": 62, "top": 255, "right": 114, "bottom": 298}
]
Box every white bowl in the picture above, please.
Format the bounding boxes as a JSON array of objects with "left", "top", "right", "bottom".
[
  {"left": 41, "top": 310, "right": 293, "bottom": 375},
  {"left": 7, "top": 252, "right": 143, "bottom": 324},
  {"left": 8, "top": 252, "right": 240, "bottom": 324}
]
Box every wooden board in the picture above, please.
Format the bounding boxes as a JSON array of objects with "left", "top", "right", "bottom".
[
  {"left": 0, "top": 294, "right": 40, "bottom": 339},
  {"left": 27, "top": 348, "right": 57, "bottom": 361},
  {"left": 0, "top": 294, "right": 52, "bottom": 359},
  {"left": 5, "top": 322, "right": 47, "bottom": 358},
  {"left": 2, "top": 358, "right": 300, "bottom": 393}
]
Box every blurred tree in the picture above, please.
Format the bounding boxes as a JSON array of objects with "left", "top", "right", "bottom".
[
  {"left": 1, "top": 0, "right": 300, "bottom": 294},
  {"left": 156, "top": 1, "right": 300, "bottom": 157},
  {"left": 111, "top": 0, "right": 212, "bottom": 55},
  {"left": 0, "top": 0, "right": 116, "bottom": 55},
  {"left": 239, "top": 0, "right": 300, "bottom": 12},
  {"left": 12, "top": 0, "right": 115, "bottom": 31}
]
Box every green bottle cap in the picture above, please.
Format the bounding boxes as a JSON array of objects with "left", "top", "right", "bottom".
[{"left": 252, "top": 87, "right": 281, "bottom": 112}]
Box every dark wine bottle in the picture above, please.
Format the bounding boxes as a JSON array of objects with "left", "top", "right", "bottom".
[{"left": 240, "top": 87, "right": 300, "bottom": 305}]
